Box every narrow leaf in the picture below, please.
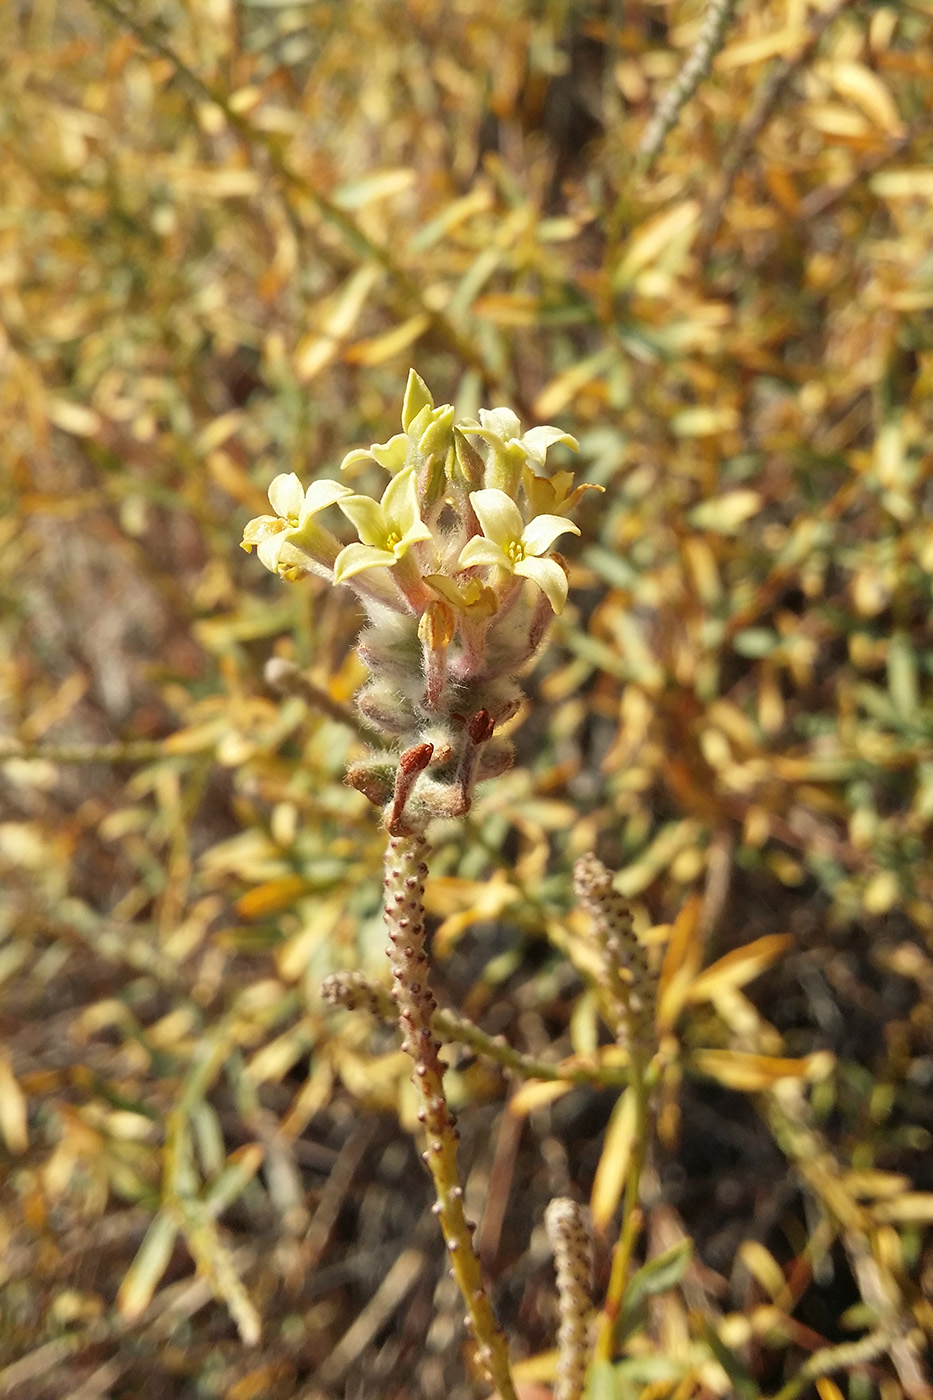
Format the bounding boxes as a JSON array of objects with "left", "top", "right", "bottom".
[{"left": 622, "top": 1238, "right": 692, "bottom": 1313}]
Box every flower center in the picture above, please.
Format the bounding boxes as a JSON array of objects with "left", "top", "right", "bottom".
[
  {"left": 505, "top": 539, "right": 526, "bottom": 565},
  {"left": 385, "top": 530, "right": 402, "bottom": 551}
]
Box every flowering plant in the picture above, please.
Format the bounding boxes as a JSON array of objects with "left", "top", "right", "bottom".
[{"left": 242, "top": 370, "right": 597, "bottom": 837}]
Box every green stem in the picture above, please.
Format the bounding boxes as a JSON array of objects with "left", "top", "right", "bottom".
[
  {"left": 767, "top": 1327, "right": 891, "bottom": 1400},
  {"left": 383, "top": 832, "right": 517, "bottom": 1400},
  {"left": 322, "top": 969, "right": 632, "bottom": 1089}
]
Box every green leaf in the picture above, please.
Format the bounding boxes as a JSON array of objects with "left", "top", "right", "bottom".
[
  {"left": 622, "top": 1238, "right": 693, "bottom": 1313},
  {"left": 583, "top": 1360, "right": 621, "bottom": 1400},
  {"left": 117, "top": 1212, "right": 178, "bottom": 1321},
  {"left": 733, "top": 627, "right": 779, "bottom": 658},
  {"left": 888, "top": 630, "right": 919, "bottom": 721}
]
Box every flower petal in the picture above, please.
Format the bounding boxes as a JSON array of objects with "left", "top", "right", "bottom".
[
  {"left": 519, "top": 425, "right": 579, "bottom": 464},
  {"left": 339, "top": 446, "right": 377, "bottom": 475},
  {"left": 395, "top": 518, "right": 433, "bottom": 554},
  {"left": 458, "top": 536, "right": 510, "bottom": 571},
  {"left": 469, "top": 489, "right": 524, "bottom": 549},
  {"left": 302, "top": 479, "right": 353, "bottom": 520},
  {"left": 338, "top": 494, "right": 388, "bottom": 548},
  {"left": 333, "top": 542, "right": 397, "bottom": 584},
  {"left": 479, "top": 407, "right": 522, "bottom": 442},
  {"left": 521, "top": 513, "right": 581, "bottom": 557},
  {"left": 515, "top": 555, "right": 570, "bottom": 613},
  {"left": 256, "top": 533, "right": 287, "bottom": 573},
  {"left": 241, "top": 515, "right": 285, "bottom": 550},
  {"left": 381, "top": 466, "right": 422, "bottom": 531},
  {"left": 369, "top": 433, "right": 411, "bottom": 473},
  {"left": 267, "top": 472, "right": 305, "bottom": 520}
]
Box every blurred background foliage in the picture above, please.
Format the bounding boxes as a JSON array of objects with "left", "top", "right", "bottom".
[{"left": 2, "top": 0, "right": 933, "bottom": 1396}]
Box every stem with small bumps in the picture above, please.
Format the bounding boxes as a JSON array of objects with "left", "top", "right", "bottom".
[
  {"left": 383, "top": 832, "right": 517, "bottom": 1400},
  {"left": 545, "top": 1199, "right": 594, "bottom": 1400}
]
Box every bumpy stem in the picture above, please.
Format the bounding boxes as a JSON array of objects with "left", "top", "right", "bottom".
[
  {"left": 383, "top": 832, "right": 517, "bottom": 1400},
  {"left": 545, "top": 1199, "right": 594, "bottom": 1400}
]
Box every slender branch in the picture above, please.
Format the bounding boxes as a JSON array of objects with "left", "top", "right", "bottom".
[
  {"left": 263, "top": 658, "right": 375, "bottom": 742},
  {"left": 382, "top": 833, "right": 517, "bottom": 1400},
  {"left": 695, "top": 0, "right": 853, "bottom": 259},
  {"left": 322, "top": 970, "right": 632, "bottom": 1088},
  {"left": 637, "top": 0, "right": 739, "bottom": 174},
  {"left": 768, "top": 1327, "right": 892, "bottom": 1400}
]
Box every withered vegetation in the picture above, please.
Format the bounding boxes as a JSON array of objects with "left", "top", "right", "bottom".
[{"left": 1, "top": 2, "right": 932, "bottom": 1398}]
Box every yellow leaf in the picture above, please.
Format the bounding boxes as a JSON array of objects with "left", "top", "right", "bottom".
[
  {"left": 472, "top": 293, "right": 541, "bottom": 325},
  {"left": 671, "top": 406, "right": 739, "bottom": 438},
  {"left": 512, "top": 1350, "right": 559, "bottom": 1384},
  {"left": 688, "top": 934, "right": 794, "bottom": 1003},
  {"left": 423, "top": 871, "right": 521, "bottom": 956},
  {"left": 738, "top": 1241, "right": 786, "bottom": 1302},
  {"left": 118, "top": 1213, "right": 178, "bottom": 1321},
  {"left": 294, "top": 262, "right": 382, "bottom": 381},
  {"left": 871, "top": 169, "right": 933, "bottom": 200},
  {"left": 842, "top": 1170, "right": 910, "bottom": 1199},
  {"left": 226, "top": 1363, "right": 295, "bottom": 1400},
  {"left": 716, "top": 28, "right": 808, "bottom": 69},
  {"left": 615, "top": 200, "right": 700, "bottom": 285},
  {"left": 690, "top": 490, "right": 763, "bottom": 533},
  {"left": 591, "top": 1087, "right": 637, "bottom": 1231},
  {"left": 196, "top": 411, "right": 244, "bottom": 453},
  {"left": 409, "top": 185, "right": 493, "bottom": 253},
  {"left": 657, "top": 895, "right": 704, "bottom": 1032},
  {"left": 823, "top": 61, "right": 904, "bottom": 136},
  {"left": 534, "top": 349, "right": 616, "bottom": 418},
  {"left": 164, "top": 718, "right": 229, "bottom": 755},
  {"left": 47, "top": 398, "right": 101, "bottom": 438},
  {"left": 872, "top": 1193, "right": 933, "bottom": 1224},
  {"left": 0, "top": 1056, "right": 28, "bottom": 1154},
  {"left": 331, "top": 167, "right": 416, "bottom": 210},
  {"left": 340, "top": 1049, "right": 409, "bottom": 1109},
  {"left": 246, "top": 1026, "right": 313, "bottom": 1086},
  {"left": 174, "top": 167, "right": 261, "bottom": 198},
  {"left": 805, "top": 103, "right": 871, "bottom": 140},
  {"left": 816, "top": 1380, "right": 845, "bottom": 1400},
  {"left": 345, "top": 313, "right": 430, "bottom": 367},
  {"left": 690, "top": 1050, "right": 832, "bottom": 1092},
  {"left": 235, "top": 875, "right": 308, "bottom": 920},
  {"left": 508, "top": 1080, "right": 573, "bottom": 1118}
]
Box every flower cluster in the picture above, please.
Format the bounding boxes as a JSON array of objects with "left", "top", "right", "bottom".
[{"left": 242, "top": 371, "right": 597, "bottom": 831}]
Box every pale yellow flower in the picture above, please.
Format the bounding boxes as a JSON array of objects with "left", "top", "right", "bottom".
[
  {"left": 333, "top": 468, "right": 433, "bottom": 584},
  {"left": 241, "top": 473, "right": 352, "bottom": 573},
  {"left": 457, "top": 489, "right": 580, "bottom": 613}
]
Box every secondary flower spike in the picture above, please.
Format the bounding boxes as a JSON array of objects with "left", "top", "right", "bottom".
[{"left": 241, "top": 370, "right": 598, "bottom": 832}]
